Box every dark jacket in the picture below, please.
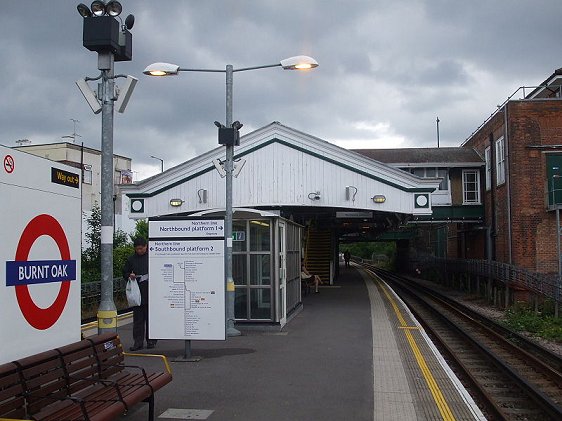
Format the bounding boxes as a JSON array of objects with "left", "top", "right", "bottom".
[{"left": 122, "top": 252, "right": 149, "bottom": 281}]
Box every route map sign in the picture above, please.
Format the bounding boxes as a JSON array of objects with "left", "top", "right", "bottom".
[
  {"left": 148, "top": 218, "right": 225, "bottom": 340},
  {"left": 1, "top": 145, "right": 81, "bottom": 363}
]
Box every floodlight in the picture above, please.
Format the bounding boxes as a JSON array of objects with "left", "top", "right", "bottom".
[
  {"left": 90, "top": 1, "right": 106, "bottom": 16},
  {"left": 143, "top": 62, "right": 180, "bottom": 76},
  {"left": 106, "top": 1, "right": 122, "bottom": 17},
  {"left": 75, "top": 79, "right": 102, "bottom": 114},
  {"left": 125, "top": 14, "right": 135, "bottom": 29},
  {"left": 115, "top": 75, "right": 138, "bottom": 113},
  {"left": 280, "top": 55, "right": 319, "bottom": 70},
  {"left": 77, "top": 3, "right": 92, "bottom": 17}
]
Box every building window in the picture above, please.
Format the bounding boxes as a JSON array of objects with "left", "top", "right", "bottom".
[
  {"left": 406, "top": 167, "right": 449, "bottom": 191},
  {"left": 496, "top": 137, "right": 505, "bottom": 185},
  {"left": 484, "top": 147, "right": 491, "bottom": 190},
  {"left": 463, "top": 170, "right": 480, "bottom": 204}
]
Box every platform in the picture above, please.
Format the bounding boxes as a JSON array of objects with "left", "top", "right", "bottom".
[{"left": 108, "top": 265, "right": 485, "bottom": 421}]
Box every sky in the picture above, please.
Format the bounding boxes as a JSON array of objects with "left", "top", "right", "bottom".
[{"left": 1, "top": 0, "right": 562, "bottom": 180}]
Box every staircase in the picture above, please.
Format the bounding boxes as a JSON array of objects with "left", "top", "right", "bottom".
[{"left": 305, "top": 228, "right": 332, "bottom": 283}]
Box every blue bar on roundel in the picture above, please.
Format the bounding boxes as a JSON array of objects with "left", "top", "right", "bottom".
[{"left": 5, "top": 260, "right": 77, "bottom": 286}]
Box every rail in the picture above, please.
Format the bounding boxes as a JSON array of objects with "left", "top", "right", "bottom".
[
  {"left": 412, "top": 256, "right": 561, "bottom": 304},
  {"left": 81, "top": 278, "right": 128, "bottom": 320}
]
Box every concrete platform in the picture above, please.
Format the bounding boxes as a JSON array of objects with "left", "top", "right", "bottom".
[{"left": 108, "top": 265, "right": 485, "bottom": 421}]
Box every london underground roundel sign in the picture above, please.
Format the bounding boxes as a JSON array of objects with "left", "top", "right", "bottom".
[{"left": 6, "top": 214, "right": 77, "bottom": 330}]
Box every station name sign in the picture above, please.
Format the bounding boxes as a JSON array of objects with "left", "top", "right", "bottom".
[{"left": 51, "top": 168, "right": 80, "bottom": 189}]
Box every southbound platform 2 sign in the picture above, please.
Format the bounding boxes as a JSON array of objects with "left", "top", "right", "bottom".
[{"left": 51, "top": 167, "right": 80, "bottom": 188}]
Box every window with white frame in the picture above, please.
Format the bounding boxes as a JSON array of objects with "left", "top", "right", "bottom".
[
  {"left": 463, "top": 170, "right": 480, "bottom": 204},
  {"left": 484, "top": 146, "right": 491, "bottom": 190},
  {"left": 496, "top": 137, "right": 505, "bottom": 185}
]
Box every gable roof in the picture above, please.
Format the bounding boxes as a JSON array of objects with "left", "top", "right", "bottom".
[
  {"left": 122, "top": 122, "right": 440, "bottom": 198},
  {"left": 352, "top": 147, "right": 483, "bottom": 167}
]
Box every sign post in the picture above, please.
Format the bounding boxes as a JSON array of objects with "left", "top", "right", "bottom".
[
  {"left": 1, "top": 146, "right": 81, "bottom": 363},
  {"left": 148, "top": 218, "right": 225, "bottom": 361}
]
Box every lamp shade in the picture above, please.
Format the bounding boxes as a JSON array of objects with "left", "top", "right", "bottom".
[
  {"left": 280, "top": 55, "right": 319, "bottom": 70},
  {"left": 143, "top": 62, "right": 180, "bottom": 76}
]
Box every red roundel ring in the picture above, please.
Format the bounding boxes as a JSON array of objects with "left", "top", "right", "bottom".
[{"left": 14, "top": 214, "right": 72, "bottom": 330}]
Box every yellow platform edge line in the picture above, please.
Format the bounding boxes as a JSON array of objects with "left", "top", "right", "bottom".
[{"left": 372, "top": 272, "right": 457, "bottom": 421}]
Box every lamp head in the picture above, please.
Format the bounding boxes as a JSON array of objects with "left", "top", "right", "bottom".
[
  {"left": 125, "top": 14, "right": 135, "bottom": 29},
  {"left": 143, "top": 62, "right": 180, "bottom": 76},
  {"left": 90, "top": 1, "right": 106, "bottom": 16},
  {"left": 77, "top": 3, "right": 92, "bottom": 17},
  {"left": 106, "top": 0, "right": 122, "bottom": 16},
  {"left": 280, "top": 55, "right": 319, "bottom": 70}
]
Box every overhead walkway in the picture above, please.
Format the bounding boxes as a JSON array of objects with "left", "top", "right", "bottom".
[{"left": 105, "top": 263, "right": 484, "bottom": 421}]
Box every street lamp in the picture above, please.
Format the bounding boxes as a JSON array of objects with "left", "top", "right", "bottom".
[
  {"left": 144, "top": 55, "right": 318, "bottom": 336},
  {"left": 150, "top": 155, "right": 164, "bottom": 173}
]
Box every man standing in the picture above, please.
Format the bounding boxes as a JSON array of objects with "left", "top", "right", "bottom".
[
  {"left": 123, "top": 237, "right": 157, "bottom": 351},
  {"left": 343, "top": 251, "right": 351, "bottom": 268}
]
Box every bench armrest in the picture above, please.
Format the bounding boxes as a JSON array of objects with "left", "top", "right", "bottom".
[
  {"left": 100, "top": 362, "right": 151, "bottom": 388},
  {"left": 123, "top": 352, "right": 172, "bottom": 375}
]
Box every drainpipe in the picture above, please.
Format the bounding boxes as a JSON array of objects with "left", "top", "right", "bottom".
[
  {"left": 504, "top": 103, "right": 513, "bottom": 308},
  {"left": 504, "top": 103, "right": 513, "bottom": 265},
  {"left": 489, "top": 133, "right": 496, "bottom": 261}
]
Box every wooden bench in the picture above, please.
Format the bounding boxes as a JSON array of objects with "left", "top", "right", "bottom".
[{"left": 0, "top": 333, "right": 172, "bottom": 421}]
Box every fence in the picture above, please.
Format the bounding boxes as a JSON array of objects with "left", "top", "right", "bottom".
[
  {"left": 413, "top": 256, "right": 561, "bottom": 305},
  {"left": 81, "top": 278, "right": 128, "bottom": 320}
]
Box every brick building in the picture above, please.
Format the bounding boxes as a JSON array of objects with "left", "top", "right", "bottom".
[{"left": 462, "top": 68, "right": 562, "bottom": 275}]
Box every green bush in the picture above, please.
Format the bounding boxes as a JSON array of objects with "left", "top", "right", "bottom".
[{"left": 504, "top": 309, "right": 562, "bottom": 342}]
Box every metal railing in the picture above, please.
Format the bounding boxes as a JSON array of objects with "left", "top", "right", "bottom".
[
  {"left": 414, "top": 257, "right": 560, "bottom": 303},
  {"left": 81, "top": 278, "right": 128, "bottom": 320}
]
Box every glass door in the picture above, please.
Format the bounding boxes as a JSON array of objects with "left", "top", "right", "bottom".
[{"left": 278, "top": 221, "right": 287, "bottom": 326}]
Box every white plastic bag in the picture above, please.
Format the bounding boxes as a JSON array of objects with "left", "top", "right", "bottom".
[{"left": 126, "top": 278, "right": 141, "bottom": 307}]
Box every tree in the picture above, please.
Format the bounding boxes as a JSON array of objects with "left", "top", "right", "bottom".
[{"left": 129, "top": 219, "right": 148, "bottom": 242}]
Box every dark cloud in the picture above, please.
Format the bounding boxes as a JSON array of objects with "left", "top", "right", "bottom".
[{"left": 1, "top": 1, "right": 561, "bottom": 179}]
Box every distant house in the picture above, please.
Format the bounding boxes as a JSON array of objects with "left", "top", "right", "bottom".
[
  {"left": 353, "top": 147, "right": 485, "bottom": 258},
  {"left": 13, "top": 142, "right": 133, "bottom": 246}
]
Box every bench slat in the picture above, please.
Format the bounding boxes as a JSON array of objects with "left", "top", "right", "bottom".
[{"left": 1, "top": 333, "right": 172, "bottom": 421}]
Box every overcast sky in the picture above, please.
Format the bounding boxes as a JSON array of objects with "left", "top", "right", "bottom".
[{"left": 1, "top": 1, "right": 561, "bottom": 180}]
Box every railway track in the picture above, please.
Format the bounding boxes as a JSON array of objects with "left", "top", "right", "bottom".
[{"left": 361, "top": 264, "right": 562, "bottom": 421}]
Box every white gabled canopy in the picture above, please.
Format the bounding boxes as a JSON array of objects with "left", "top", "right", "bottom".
[{"left": 120, "top": 122, "right": 439, "bottom": 219}]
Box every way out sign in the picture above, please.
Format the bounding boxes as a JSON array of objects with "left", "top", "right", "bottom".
[{"left": 0, "top": 145, "right": 81, "bottom": 363}]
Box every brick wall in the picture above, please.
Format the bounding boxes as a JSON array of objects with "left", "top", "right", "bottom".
[{"left": 463, "top": 99, "right": 562, "bottom": 275}]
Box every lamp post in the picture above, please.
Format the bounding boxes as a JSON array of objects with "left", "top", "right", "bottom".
[
  {"left": 76, "top": 1, "right": 135, "bottom": 334},
  {"left": 144, "top": 56, "right": 318, "bottom": 336},
  {"left": 150, "top": 155, "right": 164, "bottom": 173}
]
